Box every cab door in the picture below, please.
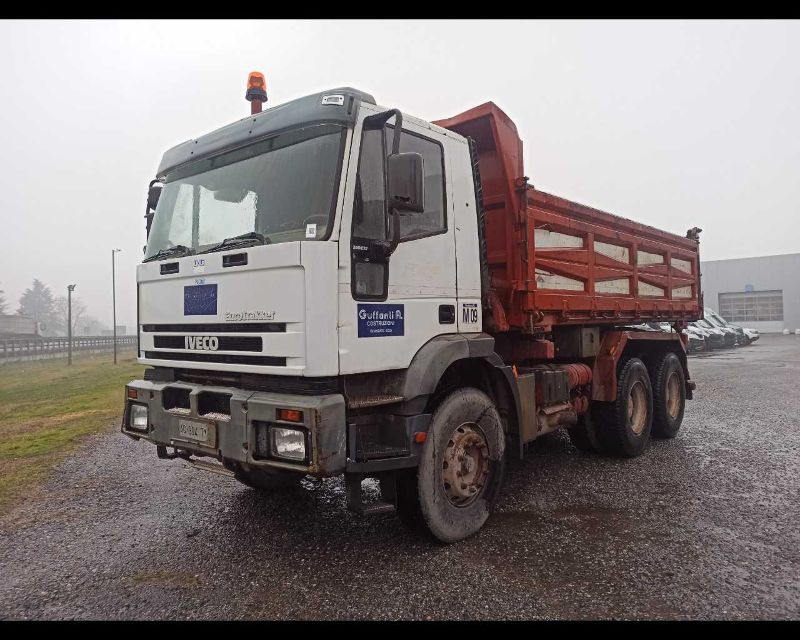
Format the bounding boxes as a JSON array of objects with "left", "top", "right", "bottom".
[{"left": 337, "top": 109, "right": 457, "bottom": 375}]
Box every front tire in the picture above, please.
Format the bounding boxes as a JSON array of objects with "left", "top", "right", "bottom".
[
  {"left": 395, "top": 387, "right": 506, "bottom": 543},
  {"left": 593, "top": 357, "right": 653, "bottom": 458}
]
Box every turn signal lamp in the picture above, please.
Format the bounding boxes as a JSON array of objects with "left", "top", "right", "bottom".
[{"left": 277, "top": 408, "right": 304, "bottom": 423}]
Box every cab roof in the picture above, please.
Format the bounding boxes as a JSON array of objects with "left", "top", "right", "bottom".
[{"left": 157, "top": 87, "right": 376, "bottom": 176}]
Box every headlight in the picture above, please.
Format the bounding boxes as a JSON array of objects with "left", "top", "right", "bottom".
[
  {"left": 129, "top": 403, "right": 149, "bottom": 432},
  {"left": 270, "top": 426, "right": 306, "bottom": 461}
]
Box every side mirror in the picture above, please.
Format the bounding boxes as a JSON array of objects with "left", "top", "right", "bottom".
[
  {"left": 145, "top": 180, "right": 162, "bottom": 240},
  {"left": 147, "top": 182, "right": 162, "bottom": 211},
  {"left": 388, "top": 152, "right": 424, "bottom": 213}
]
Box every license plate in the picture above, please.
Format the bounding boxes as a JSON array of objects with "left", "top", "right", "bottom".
[{"left": 177, "top": 419, "right": 214, "bottom": 445}]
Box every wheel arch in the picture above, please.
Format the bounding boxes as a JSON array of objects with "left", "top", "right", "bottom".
[{"left": 401, "top": 334, "right": 520, "bottom": 437}]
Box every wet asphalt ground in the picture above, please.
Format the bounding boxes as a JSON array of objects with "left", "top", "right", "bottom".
[{"left": 1, "top": 335, "right": 799, "bottom": 620}]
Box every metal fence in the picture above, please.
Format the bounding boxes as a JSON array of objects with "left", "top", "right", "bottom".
[{"left": 0, "top": 335, "right": 137, "bottom": 362}]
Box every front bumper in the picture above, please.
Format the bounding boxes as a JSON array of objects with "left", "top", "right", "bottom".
[{"left": 121, "top": 379, "right": 346, "bottom": 477}]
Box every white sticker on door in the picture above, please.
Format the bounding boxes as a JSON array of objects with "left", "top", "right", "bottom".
[
  {"left": 305, "top": 224, "right": 317, "bottom": 239},
  {"left": 461, "top": 302, "right": 479, "bottom": 325}
]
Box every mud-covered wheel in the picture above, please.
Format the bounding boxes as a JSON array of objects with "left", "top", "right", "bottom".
[
  {"left": 394, "top": 387, "right": 506, "bottom": 543},
  {"left": 651, "top": 352, "right": 686, "bottom": 439},
  {"left": 593, "top": 357, "right": 653, "bottom": 458},
  {"left": 233, "top": 468, "right": 301, "bottom": 490},
  {"left": 568, "top": 411, "right": 603, "bottom": 453}
]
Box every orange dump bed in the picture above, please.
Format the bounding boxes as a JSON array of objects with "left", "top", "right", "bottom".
[{"left": 434, "top": 103, "right": 702, "bottom": 332}]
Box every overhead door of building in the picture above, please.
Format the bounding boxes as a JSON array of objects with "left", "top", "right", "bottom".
[{"left": 718, "top": 290, "right": 784, "bottom": 333}]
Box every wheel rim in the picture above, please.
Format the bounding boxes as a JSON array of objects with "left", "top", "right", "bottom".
[
  {"left": 441, "top": 422, "right": 490, "bottom": 507},
  {"left": 666, "top": 371, "right": 681, "bottom": 419},
  {"left": 628, "top": 381, "right": 648, "bottom": 435}
]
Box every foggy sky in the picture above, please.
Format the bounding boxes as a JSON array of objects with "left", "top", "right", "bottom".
[{"left": 1, "top": 20, "right": 797, "bottom": 330}]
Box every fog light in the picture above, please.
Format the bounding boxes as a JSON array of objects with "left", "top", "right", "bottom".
[
  {"left": 130, "top": 403, "right": 149, "bottom": 432},
  {"left": 270, "top": 426, "right": 306, "bottom": 461}
]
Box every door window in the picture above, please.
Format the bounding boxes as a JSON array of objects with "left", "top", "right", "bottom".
[{"left": 351, "top": 123, "right": 447, "bottom": 301}]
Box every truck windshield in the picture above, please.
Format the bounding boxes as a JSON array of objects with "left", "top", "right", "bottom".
[{"left": 144, "top": 123, "right": 346, "bottom": 261}]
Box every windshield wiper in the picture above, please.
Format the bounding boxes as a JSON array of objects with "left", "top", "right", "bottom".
[
  {"left": 143, "top": 244, "right": 194, "bottom": 262},
  {"left": 203, "top": 231, "right": 271, "bottom": 254}
]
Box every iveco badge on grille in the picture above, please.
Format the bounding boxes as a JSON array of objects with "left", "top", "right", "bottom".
[{"left": 185, "top": 336, "right": 219, "bottom": 351}]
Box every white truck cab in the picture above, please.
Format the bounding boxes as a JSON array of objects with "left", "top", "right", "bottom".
[
  {"left": 135, "top": 89, "right": 482, "bottom": 379},
  {"left": 124, "top": 86, "right": 505, "bottom": 542}
]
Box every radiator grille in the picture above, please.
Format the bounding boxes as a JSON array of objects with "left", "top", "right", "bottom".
[
  {"left": 153, "top": 335, "right": 262, "bottom": 351},
  {"left": 144, "top": 351, "right": 285, "bottom": 366}
]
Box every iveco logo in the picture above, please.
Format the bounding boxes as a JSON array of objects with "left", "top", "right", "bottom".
[{"left": 185, "top": 336, "right": 219, "bottom": 351}]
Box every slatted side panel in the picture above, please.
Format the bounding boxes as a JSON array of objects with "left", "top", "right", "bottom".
[{"left": 523, "top": 190, "right": 702, "bottom": 324}]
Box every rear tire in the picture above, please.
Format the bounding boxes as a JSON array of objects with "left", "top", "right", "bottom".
[
  {"left": 651, "top": 352, "right": 686, "bottom": 439},
  {"left": 593, "top": 357, "right": 653, "bottom": 458},
  {"left": 395, "top": 387, "right": 506, "bottom": 543}
]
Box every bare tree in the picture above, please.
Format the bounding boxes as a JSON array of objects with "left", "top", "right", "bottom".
[{"left": 53, "top": 295, "right": 88, "bottom": 337}]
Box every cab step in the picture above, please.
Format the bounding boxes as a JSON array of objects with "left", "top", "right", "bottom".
[{"left": 345, "top": 473, "right": 396, "bottom": 516}]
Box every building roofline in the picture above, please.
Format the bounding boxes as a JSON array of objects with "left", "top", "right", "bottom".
[{"left": 701, "top": 251, "right": 800, "bottom": 264}]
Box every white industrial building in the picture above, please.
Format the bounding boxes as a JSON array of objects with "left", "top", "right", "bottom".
[{"left": 701, "top": 252, "right": 800, "bottom": 334}]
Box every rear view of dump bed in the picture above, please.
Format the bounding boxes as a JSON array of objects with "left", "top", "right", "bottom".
[{"left": 434, "top": 103, "right": 702, "bottom": 333}]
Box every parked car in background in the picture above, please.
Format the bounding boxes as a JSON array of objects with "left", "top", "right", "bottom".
[
  {"left": 645, "top": 322, "right": 706, "bottom": 353},
  {"left": 704, "top": 308, "right": 748, "bottom": 345},
  {"left": 743, "top": 327, "right": 760, "bottom": 344},
  {"left": 699, "top": 315, "right": 737, "bottom": 347},
  {"left": 691, "top": 319, "right": 726, "bottom": 349},
  {"left": 683, "top": 325, "right": 708, "bottom": 352}
]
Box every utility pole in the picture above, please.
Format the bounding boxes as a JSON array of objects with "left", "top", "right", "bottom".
[
  {"left": 67, "top": 284, "right": 76, "bottom": 365},
  {"left": 112, "top": 248, "right": 122, "bottom": 364}
]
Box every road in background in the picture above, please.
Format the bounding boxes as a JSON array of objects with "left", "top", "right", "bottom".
[{"left": 1, "top": 336, "right": 798, "bottom": 619}]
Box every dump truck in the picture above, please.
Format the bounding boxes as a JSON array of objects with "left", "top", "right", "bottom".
[{"left": 122, "top": 74, "right": 702, "bottom": 542}]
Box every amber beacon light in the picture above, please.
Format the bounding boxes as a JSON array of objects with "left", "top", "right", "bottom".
[{"left": 246, "top": 71, "right": 268, "bottom": 114}]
